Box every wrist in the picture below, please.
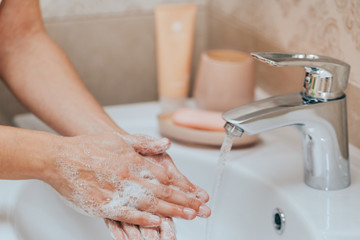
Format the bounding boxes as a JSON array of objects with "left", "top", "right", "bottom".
[
  {"left": 0, "top": 126, "right": 62, "bottom": 182},
  {"left": 34, "top": 133, "right": 65, "bottom": 185}
]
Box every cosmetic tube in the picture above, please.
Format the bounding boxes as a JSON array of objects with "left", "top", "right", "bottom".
[{"left": 155, "top": 4, "right": 197, "bottom": 112}]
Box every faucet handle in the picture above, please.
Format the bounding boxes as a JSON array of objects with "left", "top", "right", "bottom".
[{"left": 251, "top": 52, "right": 351, "bottom": 100}]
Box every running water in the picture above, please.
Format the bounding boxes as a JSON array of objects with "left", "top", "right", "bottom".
[{"left": 205, "top": 129, "right": 243, "bottom": 240}]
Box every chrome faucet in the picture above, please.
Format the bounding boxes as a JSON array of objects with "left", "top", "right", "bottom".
[{"left": 222, "top": 52, "right": 351, "bottom": 191}]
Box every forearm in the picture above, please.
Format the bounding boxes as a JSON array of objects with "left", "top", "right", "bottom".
[
  {"left": 0, "top": 0, "right": 124, "bottom": 136},
  {"left": 0, "top": 31, "right": 122, "bottom": 136},
  {"left": 0, "top": 125, "right": 58, "bottom": 181}
]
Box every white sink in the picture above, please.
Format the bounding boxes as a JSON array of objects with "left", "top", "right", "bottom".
[{"left": 2, "top": 101, "right": 360, "bottom": 240}]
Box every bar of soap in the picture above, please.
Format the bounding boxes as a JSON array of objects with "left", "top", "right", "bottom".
[{"left": 171, "top": 108, "right": 226, "bottom": 132}]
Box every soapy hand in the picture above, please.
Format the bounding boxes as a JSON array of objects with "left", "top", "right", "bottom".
[
  {"left": 46, "top": 132, "right": 210, "bottom": 227},
  {"left": 104, "top": 134, "right": 177, "bottom": 239},
  {"left": 123, "top": 133, "right": 210, "bottom": 213},
  {"left": 105, "top": 217, "right": 176, "bottom": 240},
  {"left": 121, "top": 134, "right": 172, "bottom": 156},
  {"left": 103, "top": 133, "right": 208, "bottom": 239}
]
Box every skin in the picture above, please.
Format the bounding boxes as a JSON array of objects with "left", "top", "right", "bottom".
[
  {"left": 105, "top": 217, "right": 176, "bottom": 240},
  {"left": 0, "top": 0, "right": 210, "bottom": 239}
]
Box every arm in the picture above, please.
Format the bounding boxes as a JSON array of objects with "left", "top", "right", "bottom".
[
  {"left": 0, "top": 124, "right": 180, "bottom": 237},
  {"left": 0, "top": 0, "right": 120, "bottom": 136},
  {"left": 0, "top": 0, "right": 210, "bottom": 230},
  {"left": 0, "top": 126, "right": 210, "bottom": 224},
  {"left": 0, "top": 125, "right": 58, "bottom": 181}
]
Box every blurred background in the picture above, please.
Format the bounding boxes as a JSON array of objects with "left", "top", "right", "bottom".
[{"left": 0, "top": 0, "right": 359, "bottom": 147}]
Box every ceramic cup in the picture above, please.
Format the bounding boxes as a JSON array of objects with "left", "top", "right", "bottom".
[{"left": 193, "top": 49, "right": 255, "bottom": 112}]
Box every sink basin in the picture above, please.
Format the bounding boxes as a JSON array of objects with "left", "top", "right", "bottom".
[{"left": 2, "top": 101, "right": 360, "bottom": 240}]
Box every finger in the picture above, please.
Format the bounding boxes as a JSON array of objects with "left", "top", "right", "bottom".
[
  {"left": 160, "top": 217, "right": 176, "bottom": 240},
  {"left": 193, "top": 186, "right": 210, "bottom": 203},
  {"left": 104, "top": 206, "right": 162, "bottom": 227},
  {"left": 104, "top": 219, "right": 127, "bottom": 240},
  {"left": 122, "top": 134, "right": 171, "bottom": 155},
  {"left": 146, "top": 154, "right": 210, "bottom": 203},
  {"left": 161, "top": 155, "right": 209, "bottom": 202},
  {"left": 140, "top": 227, "right": 160, "bottom": 240},
  {"left": 154, "top": 200, "right": 196, "bottom": 220},
  {"left": 164, "top": 156, "right": 210, "bottom": 203},
  {"left": 134, "top": 177, "right": 203, "bottom": 211},
  {"left": 122, "top": 223, "right": 142, "bottom": 240},
  {"left": 137, "top": 197, "right": 197, "bottom": 220}
]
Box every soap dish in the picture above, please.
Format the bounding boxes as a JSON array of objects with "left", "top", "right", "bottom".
[{"left": 158, "top": 113, "right": 259, "bottom": 147}]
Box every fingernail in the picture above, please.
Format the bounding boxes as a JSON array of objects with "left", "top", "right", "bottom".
[
  {"left": 196, "top": 190, "right": 209, "bottom": 203},
  {"left": 198, "top": 205, "right": 211, "bottom": 218},
  {"left": 183, "top": 208, "right": 196, "bottom": 220},
  {"left": 158, "top": 138, "right": 170, "bottom": 147},
  {"left": 149, "top": 215, "right": 162, "bottom": 226}
]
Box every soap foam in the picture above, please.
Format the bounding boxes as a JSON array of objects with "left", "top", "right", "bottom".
[
  {"left": 102, "top": 180, "right": 155, "bottom": 218},
  {"left": 54, "top": 131, "right": 196, "bottom": 234},
  {"left": 59, "top": 179, "right": 157, "bottom": 221}
]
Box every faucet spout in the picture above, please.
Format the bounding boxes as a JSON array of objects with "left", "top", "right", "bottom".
[{"left": 223, "top": 92, "right": 350, "bottom": 190}]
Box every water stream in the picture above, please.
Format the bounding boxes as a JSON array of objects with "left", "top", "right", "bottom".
[{"left": 205, "top": 129, "right": 242, "bottom": 240}]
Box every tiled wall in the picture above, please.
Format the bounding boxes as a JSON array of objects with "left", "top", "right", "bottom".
[{"left": 208, "top": 0, "right": 360, "bottom": 148}]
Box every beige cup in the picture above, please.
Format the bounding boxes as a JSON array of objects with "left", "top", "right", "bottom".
[{"left": 193, "top": 49, "right": 255, "bottom": 112}]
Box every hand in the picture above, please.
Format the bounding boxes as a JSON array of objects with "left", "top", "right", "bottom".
[
  {"left": 103, "top": 134, "right": 209, "bottom": 240},
  {"left": 142, "top": 153, "right": 210, "bottom": 216},
  {"left": 120, "top": 134, "right": 172, "bottom": 156},
  {"left": 123, "top": 134, "right": 210, "bottom": 215},
  {"left": 124, "top": 134, "right": 210, "bottom": 216},
  {"left": 105, "top": 217, "right": 176, "bottom": 240},
  {"left": 46, "top": 132, "right": 210, "bottom": 227}
]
